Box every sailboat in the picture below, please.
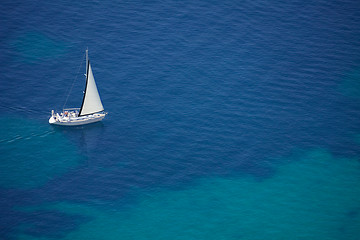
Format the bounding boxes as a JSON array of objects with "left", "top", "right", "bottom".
[{"left": 49, "top": 49, "right": 107, "bottom": 126}]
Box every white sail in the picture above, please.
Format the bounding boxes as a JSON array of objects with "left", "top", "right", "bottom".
[{"left": 79, "top": 62, "right": 104, "bottom": 116}]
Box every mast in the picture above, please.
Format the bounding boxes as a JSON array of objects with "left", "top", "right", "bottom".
[
  {"left": 85, "top": 47, "right": 88, "bottom": 77},
  {"left": 79, "top": 48, "right": 89, "bottom": 116}
]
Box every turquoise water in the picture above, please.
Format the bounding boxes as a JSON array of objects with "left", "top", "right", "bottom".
[
  {"left": 11, "top": 32, "right": 68, "bottom": 63},
  {"left": 1, "top": 0, "right": 360, "bottom": 239},
  {"left": 340, "top": 69, "right": 360, "bottom": 98},
  {"left": 14, "top": 149, "right": 360, "bottom": 240}
]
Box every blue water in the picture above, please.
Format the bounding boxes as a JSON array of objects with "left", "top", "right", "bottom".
[{"left": 1, "top": 0, "right": 360, "bottom": 239}]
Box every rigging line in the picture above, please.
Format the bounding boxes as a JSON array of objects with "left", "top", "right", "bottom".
[{"left": 62, "top": 52, "right": 86, "bottom": 111}]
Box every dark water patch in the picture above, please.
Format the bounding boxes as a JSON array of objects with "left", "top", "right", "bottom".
[{"left": 7, "top": 209, "right": 91, "bottom": 240}]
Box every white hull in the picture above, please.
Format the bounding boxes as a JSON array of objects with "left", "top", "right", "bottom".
[{"left": 49, "top": 113, "right": 106, "bottom": 126}]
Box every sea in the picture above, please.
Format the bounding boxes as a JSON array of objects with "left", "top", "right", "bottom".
[{"left": 1, "top": 0, "right": 360, "bottom": 239}]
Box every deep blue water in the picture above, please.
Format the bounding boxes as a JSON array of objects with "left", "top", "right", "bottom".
[{"left": 1, "top": 0, "right": 360, "bottom": 239}]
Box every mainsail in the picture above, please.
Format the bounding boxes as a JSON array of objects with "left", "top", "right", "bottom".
[{"left": 79, "top": 60, "right": 104, "bottom": 116}]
